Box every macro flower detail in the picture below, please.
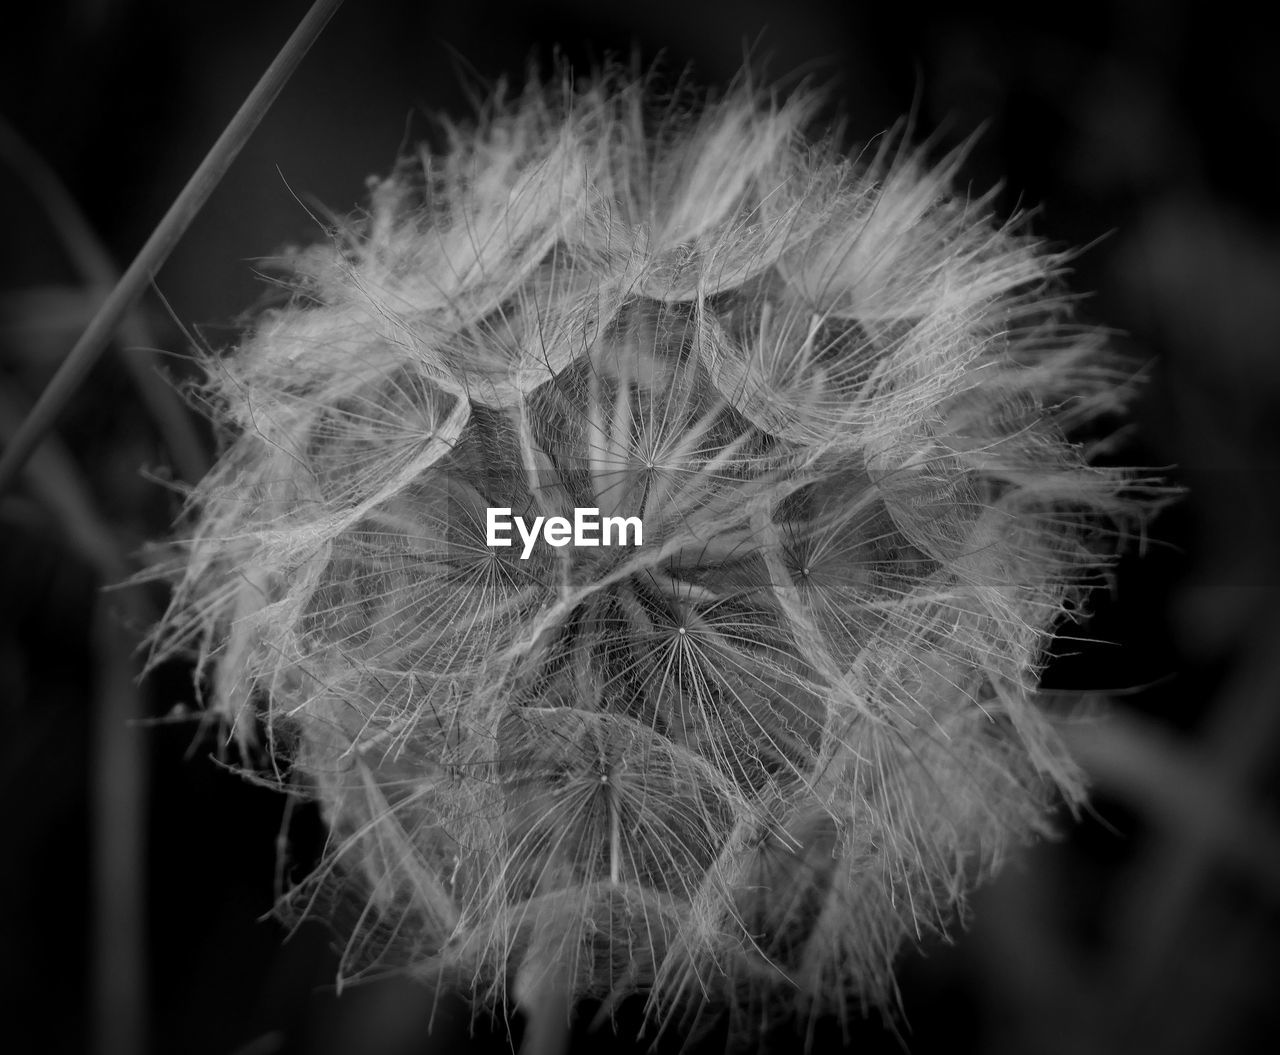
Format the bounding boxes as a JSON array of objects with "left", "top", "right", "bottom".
[{"left": 153, "top": 69, "right": 1141, "bottom": 1041}]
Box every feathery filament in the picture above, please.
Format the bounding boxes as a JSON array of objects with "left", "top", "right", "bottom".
[{"left": 153, "top": 68, "right": 1142, "bottom": 1042}]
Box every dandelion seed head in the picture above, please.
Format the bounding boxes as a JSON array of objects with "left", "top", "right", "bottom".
[{"left": 152, "top": 64, "right": 1148, "bottom": 1041}]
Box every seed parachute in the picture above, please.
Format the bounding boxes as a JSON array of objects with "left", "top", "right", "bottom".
[{"left": 150, "top": 65, "right": 1146, "bottom": 1045}]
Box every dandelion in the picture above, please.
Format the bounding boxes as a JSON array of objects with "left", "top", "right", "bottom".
[{"left": 151, "top": 65, "right": 1145, "bottom": 1048}]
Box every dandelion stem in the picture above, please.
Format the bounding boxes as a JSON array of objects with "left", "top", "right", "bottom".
[
  {"left": 0, "top": 0, "right": 346, "bottom": 493},
  {"left": 0, "top": 117, "right": 210, "bottom": 485},
  {"left": 0, "top": 390, "right": 154, "bottom": 1055}
]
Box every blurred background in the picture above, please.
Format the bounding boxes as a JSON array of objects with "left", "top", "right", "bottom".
[{"left": 2, "top": 1, "right": 1278, "bottom": 1053}]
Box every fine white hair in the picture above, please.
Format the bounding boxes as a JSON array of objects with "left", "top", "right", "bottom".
[{"left": 152, "top": 63, "right": 1145, "bottom": 1045}]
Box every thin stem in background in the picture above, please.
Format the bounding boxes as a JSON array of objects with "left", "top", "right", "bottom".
[
  {"left": 0, "top": 388, "right": 155, "bottom": 1055},
  {"left": 2, "top": 4, "right": 345, "bottom": 1052},
  {"left": 0, "top": 116, "right": 210, "bottom": 486},
  {"left": 0, "top": 0, "right": 347, "bottom": 493}
]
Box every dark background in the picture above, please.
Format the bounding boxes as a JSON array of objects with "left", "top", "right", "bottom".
[{"left": 3, "top": 1, "right": 1280, "bottom": 1053}]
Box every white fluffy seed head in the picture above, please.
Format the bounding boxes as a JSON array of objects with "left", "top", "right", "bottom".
[{"left": 151, "top": 66, "right": 1146, "bottom": 1041}]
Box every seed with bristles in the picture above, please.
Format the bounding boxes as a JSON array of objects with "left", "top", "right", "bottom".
[{"left": 151, "top": 65, "right": 1145, "bottom": 1045}]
